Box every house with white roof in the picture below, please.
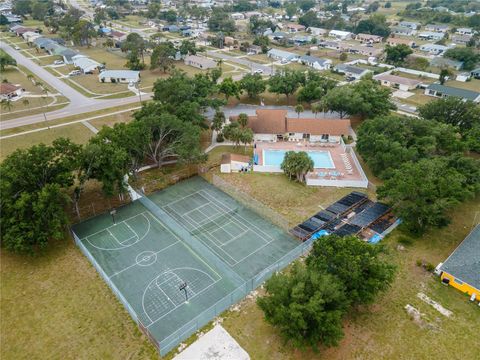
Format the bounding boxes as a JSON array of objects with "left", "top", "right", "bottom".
[
  {"left": 329, "top": 30, "right": 352, "bottom": 40},
  {"left": 373, "top": 73, "right": 422, "bottom": 91},
  {"left": 308, "top": 27, "right": 328, "bottom": 36},
  {"left": 418, "top": 31, "right": 445, "bottom": 41},
  {"left": 456, "top": 27, "right": 474, "bottom": 35},
  {"left": 72, "top": 55, "right": 103, "bottom": 74},
  {"left": 419, "top": 43, "right": 449, "bottom": 55},
  {"left": 298, "top": 55, "right": 332, "bottom": 70},
  {"left": 267, "top": 48, "right": 299, "bottom": 62},
  {"left": 334, "top": 64, "right": 371, "bottom": 80},
  {"left": 399, "top": 21, "right": 420, "bottom": 30},
  {"left": 98, "top": 70, "right": 140, "bottom": 83},
  {"left": 391, "top": 26, "right": 416, "bottom": 36},
  {"left": 425, "top": 24, "right": 449, "bottom": 32}
]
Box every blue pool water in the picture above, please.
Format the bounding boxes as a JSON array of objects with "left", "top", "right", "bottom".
[{"left": 263, "top": 150, "right": 335, "bottom": 169}]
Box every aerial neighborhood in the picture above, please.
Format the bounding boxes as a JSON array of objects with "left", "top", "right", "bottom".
[{"left": 0, "top": 0, "right": 479, "bottom": 359}]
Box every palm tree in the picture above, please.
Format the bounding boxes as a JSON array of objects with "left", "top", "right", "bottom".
[
  {"left": 311, "top": 103, "right": 321, "bottom": 118},
  {"left": 22, "top": 98, "right": 30, "bottom": 108},
  {"left": 1, "top": 99, "right": 13, "bottom": 112},
  {"left": 237, "top": 113, "right": 248, "bottom": 128},
  {"left": 26, "top": 74, "right": 35, "bottom": 84},
  {"left": 295, "top": 104, "right": 304, "bottom": 118}
]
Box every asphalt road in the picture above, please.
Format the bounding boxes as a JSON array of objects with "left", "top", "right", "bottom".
[
  {"left": 0, "top": 43, "right": 150, "bottom": 130},
  {"left": 207, "top": 51, "right": 275, "bottom": 76}
]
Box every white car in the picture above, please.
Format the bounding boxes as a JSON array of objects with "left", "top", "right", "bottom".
[
  {"left": 253, "top": 69, "right": 264, "bottom": 74},
  {"left": 68, "top": 70, "right": 81, "bottom": 77},
  {"left": 14, "top": 46, "right": 21, "bottom": 50},
  {"left": 53, "top": 60, "right": 64, "bottom": 65}
]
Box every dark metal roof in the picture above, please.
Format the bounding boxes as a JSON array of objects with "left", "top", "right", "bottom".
[
  {"left": 440, "top": 225, "right": 480, "bottom": 291},
  {"left": 349, "top": 202, "right": 390, "bottom": 228},
  {"left": 325, "top": 191, "right": 367, "bottom": 215}
]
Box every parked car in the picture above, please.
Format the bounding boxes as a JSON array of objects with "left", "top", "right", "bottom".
[
  {"left": 14, "top": 46, "right": 21, "bottom": 50},
  {"left": 280, "top": 59, "right": 289, "bottom": 64},
  {"left": 68, "top": 70, "right": 81, "bottom": 77},
  {"left": 53, "top": 60, "right": 64, "bottom": 65},
  {"left": 254, "top": 69, "right": 264, "bottom": 74}
]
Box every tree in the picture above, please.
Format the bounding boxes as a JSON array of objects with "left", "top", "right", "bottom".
[
  {"left": 126, "top": 52, "right": 145, "bottom": 71},
  {"left": 297, "top": 74, "right": 336, "bottom": 103},
  {"left": 324, "top": 86, "right": 362, "bottom": 118},
  {"left": 1, "top": 99, "right": 13, "bottom": 112},
  {"left": 218, "top": 77, "right": 240, "bottom": 103},
  {"left": 444, "top": 47, "right": 480, "bottom": 70},
  {"left": 281, "top": 151, "right": 313, "bottom": 183},
  {"left": 122, "top": 33, "right": 147, "bottom": 67},
  {"left": 385, "top": 2, "right": 392, "bottom": 8},
  {"left": 257, "top": 262, "right": 348, "bottom": 350},
  {"left": 103, "top": 38, "right": 114, "bottom": 48},
  {"left": 354, "top": 14, "right": 390, "bottom": 37},
  {"left": 179, "top": 40, "right": 197, "bottom": 56},
  {"left": 439, "top": 68, "right": 452, "bottom": 84},
  {"left": 237, "top": 113, "right": 249, "bottom": 128},
  {"left": 211, "top": 110, "right": 225, "bottom": 132},
  {"left": 306, "top": 235, "right": 396, "bottom": 306},
  {"left": 150, "top": 42, "right": 176, "bottom": 73},
  {"left": 385, "top": 44, "right": 413, "bottom": 65},
  {"left": 13, "top": 0, "right": 32, "bottom": 16},
  {"left": 0, "top": 139, "right": 81, "bottom": 253},
  {"left": 22, "top": 98, "right": 30, "bottom": 108},
  {"left": 298, "top": 10, "right": 321, "bottom": 28},
  {"left": 351, "top": 77, "right": 396, "bottom": 118},
  {"left": 296, "top": 0, "right": 315, "bottom": 12},
  {"left": 339, "top": 52, "right": 348, "bottom": 61},
  {"left": 418, "top": 97, "right": 480, "bottom": 134},
  {"left": 378, "top": 157, "right": 479, "bottom": 234},
  {"left": 0, "top": 14, "right": 8, "bottom": 25},
  {"left": 72, "top": 20, "right": 96, "bottom": 47},
  {"left": 208, "top": 8, "right": 236, "bottom": 34},
  {"left": 285, "top": 3, "right": 297, "bottom": 19},
  {"left": 222, "top": 122, "right": 253, "bottom": 151},
  {"left": 240, "top": 73, "right": 266, "bottom": 99},
  {"left": 0, "top": 49, "right": 16, "bottom": 71},
  {"left": 32, "top": 1, "right": 49, "bottom": 20},
  {"left": 268, "top": 70, "right": 305, "bottom": 104},
  {"left": 356, "top": 115, "right": 464, "bottom": 177},
  {"left": 252, "top": 35, "right": 270, "bottom": 53},
  {"left": 365, "top": 1, "right": 380, "bottom": 13},
  {"left": 249, "top": 16, "right": 275, "bottom": 35},
  {"left": 295, "top": 104, "right": 304, "bottom": 118}
]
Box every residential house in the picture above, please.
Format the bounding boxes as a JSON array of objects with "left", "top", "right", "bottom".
[
  {"left": 220, "top": 153, "right": 251, "bottom": 173},
  {"left": 298, "top": 55, "right": 332, "bottom": 70},
  {"left": 230, "top": 109, "right": 350, "bottom": 143},
  {"left": 430, "top": 57, "right": 463, "bottom": 70},
  {"left": 22, "top": 31, "right": 41, "bottom": 43},
  {"left": 230, "top": 12, "right": 245, "bottom": 20},
  {"left": 386, "top": 37, "right": 416, "bottom": 47},
  {"left": 334, "top": 64, "right": 371, "bottom": 80},
  {"left": 184, "top": 55, "right": 216, "bottom": 69},
  {"left": 247, "top": 45, "right": 262, "bottom": 54},
  {"left": 391, "top": 26, "right": 416, "bottom": 37},
  {"left": 0, "top": 83, "right": 24, "bottom": 100},
  {"left": 419, "top": 43, "right": 449, "bottom": 55},
  {"left": 355, "top": 33, "right": 383, "bottom": 43},
  {"left": 399, "top": 21, "right": 420, "bottom": 30},
  {"left": 308, "top": 27, "right": 328, "bottom": 36},
  {"left": 291, "top": 35, "right": 312, "bottom": 45},
  {"left": 373, "top": 73, "right": 422, "bottom": 91},
  {"left": 286, "top": 23, "right": 306, "bottom": 33},
  {"left": 72, "top": 55, "right": 103, "bottom": 74},
  {"left": 57, "top": 48, "right": 78, "bottom": 64},
  {"left": 329, "top": 30, "right": 352, "bottom": 40},
  {"left": 438, "top": 225, "right": 480, "bottom": 299},
  {"left": 452, "top": 34, "right": 472, "bottom": 45},
  {"left": 13, "top": 27, "right": 35, "bottom": 36},
  {"left": 425, "top": 24, "right": 449, "bottom": 32},
  {"left": 471, "top": 68, "right": 480, "bottom": 79},
  {"left": 456, "top": 27, "right": 474, "bottom": 35},
  {"left": 317, "top": 40, "right": 341, "bottom": 50},
  {"left": 244, "top": 11, "right": 262, "bottom": 18},
  {"left": 418, "top": 31, "right": 445, "bottom": 41},
  {"left": 344, "top": 44, "right": 382, "bottom": 57},
  {"left": 268, "top": 31, "right": 287, "bottom": 41},
  {"left": 424, "top": 84, "right": 480, "bottom": 102},
  {"left": 267, "top": 48, "right": 299, "bottom": 62},
  {"left": 108, "top": 30, "right": 127, "bottom": 42},
  {"left": 99, "top": 70, "right": 140, "bottom": 83}
]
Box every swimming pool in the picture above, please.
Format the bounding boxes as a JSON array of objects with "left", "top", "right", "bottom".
[{"left": 263, "top": 149, "right": 335, "bottom": 169}]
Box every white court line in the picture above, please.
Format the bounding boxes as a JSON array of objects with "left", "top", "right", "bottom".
[
  {"left": 108, "top": 240, "right": 180, "bottom": 279},
  {"left": 81, "top": 212, "right": 147, "bottom": 240},
  {"left": 155, "top": 285, "right": 176, "bottom": 308},
  {"left": 145, "top": 280, "right": 221, "bottom": 329},
  {"left": 219, "top": 228, "right": 249, "bottom": 247},
  {"left": 162, "top": 191, "right": 209, "bottom": 209},
  {"left": 107, "top": 228, "right": 123, "bottom": 246},
  {"left": 120, "top": 235, "right": 138, "bottom": 245},
  {"left": 182, "top": 202, "right": 211, "bottom": 217}
]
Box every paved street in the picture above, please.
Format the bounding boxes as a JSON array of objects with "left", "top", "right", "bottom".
[{"left": 0, "top": 43, "right": 150, "bottom": 130}]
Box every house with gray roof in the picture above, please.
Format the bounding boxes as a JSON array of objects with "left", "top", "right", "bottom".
[
  {"left": 184, "top": 55, "right": 216, "bottom": 70},
  {"left": 471, "top": 68, "right": 480, "bottom": 79},
  {"left": 72, "top": 55, "right": 103, "bottom": 73},
  {"left": 298, "top": 55, "right": 332, "bottom": 70},
  {"left": 425, "top": 84, "right": 480, "bottom": 102},
  {"left": 399, "top": 21, "right": 420, "bottom": 30},
  {"left": 418, "top": 31, "right": 445, "bottom": 41},
  {"left": 391, "top": 26, "right": 416, "bottom": 36},
  {"left": 267, "top": 48, "right": 299, "bottom": 62},
  {"left": 452, "top": 34, "right": 472, "bottom": 45},
  {"left": 439, "top": 225, "right": 480, "bottom": 298},
  {"left": 425, "top": 24, "right": 449, "bottom": 32},
  {"left": 98, "top": 70, "right": 140, "bottom": 83},
  {"left": 334, "top": 64, "right": 371, "bottom": 80}
]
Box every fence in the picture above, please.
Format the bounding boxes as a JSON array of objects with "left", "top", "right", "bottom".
[
  {"left": 208, "top": 174, "right": 293, "bottom": 231},
  {"left": 158, "top": 236, "right": 316, "bottom": 356}
]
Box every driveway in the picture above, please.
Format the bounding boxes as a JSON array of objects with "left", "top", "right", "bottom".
[{"left": 206, "top": 51, "right": 274, "bottom": 76}]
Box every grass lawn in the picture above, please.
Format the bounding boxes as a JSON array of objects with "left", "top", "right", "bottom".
[
  {"left": 72, "top": 74, "right": 130, "bottom": 95},
  {"left": 400, "top": 89, "right": 434, "bottom": 106},
  {"left": 446, "top": 79, "right": 480, "bottom": 92},
  {"left": 88, "top": 110, "right": 135, "bottom": 129},
  {"left": 77, "top": 46, "right": 128, "bottom": 69},
  {"left": 205, "top": 145, "right": 253, "bottom": 167},
  {"left": 0, "top": 123, "right": 93, "bottom": 160}
]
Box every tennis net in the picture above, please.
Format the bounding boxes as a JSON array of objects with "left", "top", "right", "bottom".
[{"left": 190, "top": 209, "right": 238, "bottom": 236}]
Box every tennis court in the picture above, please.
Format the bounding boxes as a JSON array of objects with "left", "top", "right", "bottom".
[{"left": 72, "top": 176, "right": 299, "bottom": 355}]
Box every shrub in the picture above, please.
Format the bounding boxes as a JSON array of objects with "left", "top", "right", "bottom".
[{"left": 216, "top": 132, "right": 224, "bottom": 143}]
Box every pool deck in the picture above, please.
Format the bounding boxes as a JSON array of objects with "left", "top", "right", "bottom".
[{"left": 254, "top": 141, "right": 365, "bottom": 183}]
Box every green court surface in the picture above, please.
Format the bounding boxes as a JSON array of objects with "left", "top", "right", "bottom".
[{"left": 72, "top": 176, "right": 299, "bottom": 354}]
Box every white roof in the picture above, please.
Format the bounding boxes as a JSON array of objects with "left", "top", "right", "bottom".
[
  {"left": 99, "top": 70, "right": 140, "bottom": 80},
  {"left": 73, "top": 57, "right": 101, "bottom": 71},
  {"left": 329, "top": 30, "right": 351, "bottom": 36}
]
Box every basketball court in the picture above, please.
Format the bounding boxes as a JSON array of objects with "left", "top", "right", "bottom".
[{"left": 72, "top": 177, "right": 299, "bottom": 354}]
